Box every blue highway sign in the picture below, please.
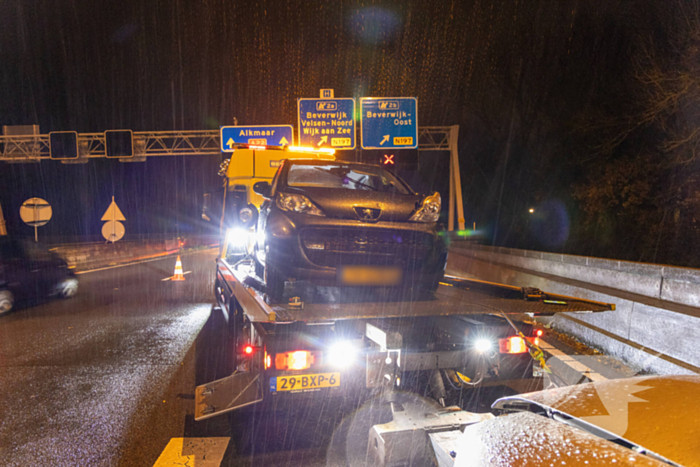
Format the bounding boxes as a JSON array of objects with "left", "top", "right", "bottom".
[
  {"left": 298, "top": 98, "right": 356, "bottom": 149},
  {"left": 220, "top": 125, "right": 294, "bottom": 152},
  {"left": 360, "top": 97, "right": 418, "bottom": 149}
]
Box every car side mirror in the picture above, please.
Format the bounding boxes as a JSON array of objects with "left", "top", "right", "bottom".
[{"left": 253, "top": 181, "right": 272, "bottom": 199}]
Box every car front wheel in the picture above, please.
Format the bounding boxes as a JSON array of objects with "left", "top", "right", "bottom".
[
  {"left": 0, "top": 289, "right": 14, "bottom": 315},
  {"left": 59, "top": 278, "right": 79, "bottom": 299}
]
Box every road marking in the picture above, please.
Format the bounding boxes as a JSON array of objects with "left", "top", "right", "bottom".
[
  {"left": 153, "top": 437, "right": 229, "bottom": 467},
  {"left": 161, "top": 271, "right": 192, "bottom": 281},
  {"left": 76, "top": 248, "right": 217, "bottom": 275},
  {"left": 538, "top": 338, "right": 608, "bottom": 382},
  {"left": 76, "top": 253, "right": 178, "bottom": 275}
]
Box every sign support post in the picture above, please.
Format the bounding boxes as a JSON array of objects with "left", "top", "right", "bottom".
[{"left": 450, "top": 125, "right": 465, "bottom": 231}]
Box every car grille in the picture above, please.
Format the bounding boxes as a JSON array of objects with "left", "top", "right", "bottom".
[{"left": 301, "top": 228, "right": 434, "bottom": 268}]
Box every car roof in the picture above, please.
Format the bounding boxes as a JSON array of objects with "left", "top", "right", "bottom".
[{"left": 492, "top": 375, "right": 700, "bottom": 466}]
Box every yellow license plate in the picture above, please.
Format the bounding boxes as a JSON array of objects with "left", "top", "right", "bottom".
[
  {"left": 393, "top": 136, "right": 413, "bottom": 145},
  {"left": 339, "top": 266, "right": 402, "bottom": 286},
  {"left": 271, "top": 372, "right": 340, "bottom": 392}
]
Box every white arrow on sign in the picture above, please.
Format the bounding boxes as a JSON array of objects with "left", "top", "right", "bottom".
[
  {"left": 101, "top": 197, "right": 126, "bottom": 243},
  {"left": 279, "top": 136, "right": 289, "bottom": 146},
  {"left": 380, "top": 135, "right": 390, "bottom": 146},
  {"left": 318, "top": 136, "right": 328, "bottom": 147},
  {"left": 101, "top": 197, "right": 125, "bottom": 222},
  {"left": 227, "top": 138, "right": 235, "bottom": 149}
]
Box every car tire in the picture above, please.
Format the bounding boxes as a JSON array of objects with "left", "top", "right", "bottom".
[
  {"left": 0, "top": 289, "right": 14, "bottom": 315},
  {"left": 59, "top": 278, "right": 79, "bottom": 299},
  {"left": 254, "top": 256, "right": 265, "bottom": 280},
  {"left": 264, "top": 266, "right": 285, "bottom": 304}
]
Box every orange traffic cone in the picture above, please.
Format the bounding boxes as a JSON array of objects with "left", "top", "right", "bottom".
[{"left": 172, "top": 255, "right": 186, "bottom": 281}]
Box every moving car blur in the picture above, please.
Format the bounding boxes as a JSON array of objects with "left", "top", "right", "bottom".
[{"left": 0, "top": 236, "right": 78, "bottom": 315}]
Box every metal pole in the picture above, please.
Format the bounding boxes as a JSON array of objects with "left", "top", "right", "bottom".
[
  {"left": 34, "top": 205, "right": 38, "bottom": 242},
  {"left": 449, "top": 126, "right": 465, "bottom": 231},
  {"left": 448, "top": 156, "right": 455, "bottom": 231},
  {"left": 111, "top": 196, "right": 116, "bottom": 244},
  {"left": 0, "top": 202, "right": 7, "bottom": 235}
]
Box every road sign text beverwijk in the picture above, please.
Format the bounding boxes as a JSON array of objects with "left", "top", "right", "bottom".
[
  {"left": 361, "top": 97, "right": 418, "bottom": 149},
  {"left": 298, "top": 98, "right": 356, "bottom": 149}
]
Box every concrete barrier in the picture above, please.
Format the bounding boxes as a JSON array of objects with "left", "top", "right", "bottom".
[
  {"left": 50, "top": 236, "right": 217, "bottom": 272},
  {"left": 446, "top": 242, "right": 700, "bottom": 376}
]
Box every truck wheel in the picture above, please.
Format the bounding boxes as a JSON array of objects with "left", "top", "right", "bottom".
[
  {"left": 0, "top": 290, "right": 13, "bottom": 315},
  {"left": 59, "top": 278, "right": 79, "bottom": 299},
  {"left": 264, "top": 267, "right": 285, "bottom": 304}
]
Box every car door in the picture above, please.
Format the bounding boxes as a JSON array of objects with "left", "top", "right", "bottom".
[
  {"left": 0, "top": 239, "right": 36, "bottom": 299},
  {"left": 22, "top": 241, "right": 61, "bottom": 295}
]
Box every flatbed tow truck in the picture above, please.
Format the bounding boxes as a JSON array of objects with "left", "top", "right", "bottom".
[
  {"left": 196, "top": 144, "right": 614, "bottom": 466},
  {"left": 197, "top": 256, "right": 613, "bottom": 466}
]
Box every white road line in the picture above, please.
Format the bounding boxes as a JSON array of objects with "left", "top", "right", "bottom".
[
  {"left": 75, "top": 254, "right": 178, "bottom": 275},
  {"left": 538, "top": 338, "right": 608, "bottom": 382},
  {"left": 153, "top": 437, "right": 230, "bottom": 467},
  {"left": 76, "top": 247, "right": 216, "bottom": 275},
  {"left": 161, "top": 271, "right": 193, "bottom": 281}
]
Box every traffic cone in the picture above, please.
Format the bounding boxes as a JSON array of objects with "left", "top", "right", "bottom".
[{"left": 172, "top": 255, "right": 186, "bottom": 281}]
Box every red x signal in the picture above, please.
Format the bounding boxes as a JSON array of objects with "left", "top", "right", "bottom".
[{"left": 383, "top": 154, "right": 395, "bottom": 165}]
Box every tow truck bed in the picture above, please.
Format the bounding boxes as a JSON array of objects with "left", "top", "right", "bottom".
[
  {"left": 219, "top": 258, "right": 613, "bottom": 323},
  {"left": 198, "top": 258, "right": 614, "bottom": 423}
]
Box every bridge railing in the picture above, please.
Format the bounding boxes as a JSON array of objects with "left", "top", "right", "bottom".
[{"left": 447, "top": 241, "right": 700, "bottom": 376}]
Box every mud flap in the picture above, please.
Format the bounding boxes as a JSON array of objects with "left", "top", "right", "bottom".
[{"left": 195, "top": 371, "right": 263, "bottom": 421}]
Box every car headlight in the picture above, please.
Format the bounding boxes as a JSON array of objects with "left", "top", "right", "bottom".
[
  {"left": 409, "top": 192, "right": 441, "bottom": 222},
  {"left": 277, "top": 193, "right": 325, "bottom": 216},
  {"left": 239, "top": 206, "right": 254, "bottom": 224}
]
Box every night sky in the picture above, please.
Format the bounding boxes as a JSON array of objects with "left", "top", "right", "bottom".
[{"left": 1, "top": 0, "right": 690, "bottom": 263}]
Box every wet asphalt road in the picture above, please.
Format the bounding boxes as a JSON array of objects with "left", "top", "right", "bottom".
[
  {"left": 0, "top": 250, "right": 219, "bottom": 466},
  {"left": 0, "top": 249, "right": 640, "bottom": 467}
]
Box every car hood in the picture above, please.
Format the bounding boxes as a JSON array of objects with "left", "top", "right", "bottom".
[
  {"left": 284, "top": 186, "right": 423, "bottom": 222},
  {"left": 491, "top": 375, "right": 700, "bottom": 467},
  {"left": 454, "top": 411, "right": 668, "bottom": 467}
]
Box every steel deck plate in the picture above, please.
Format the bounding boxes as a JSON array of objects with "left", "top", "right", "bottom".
[{"left": 218, "top": 259, "right": 614, "bottom": 323}]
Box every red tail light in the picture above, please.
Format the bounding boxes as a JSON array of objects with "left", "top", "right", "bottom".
[
  {"left": 499, "top": 336, "right": 541, "bottom": 354},
  {"left": 243, "top": 345, "right": 254, "bottom": 355},
  {"left": 501, "top": 336, "right": 526, "bottom": 354},
  {"left": 536, "top": 329, "right": 544, "bottom": 337},
  {"left": 274, "top": 350, "right": 317, "bottom": 371}
]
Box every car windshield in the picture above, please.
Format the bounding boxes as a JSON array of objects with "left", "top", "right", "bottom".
[{"left": 286, "top": 163, "right": 410, "bottom": 194}]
